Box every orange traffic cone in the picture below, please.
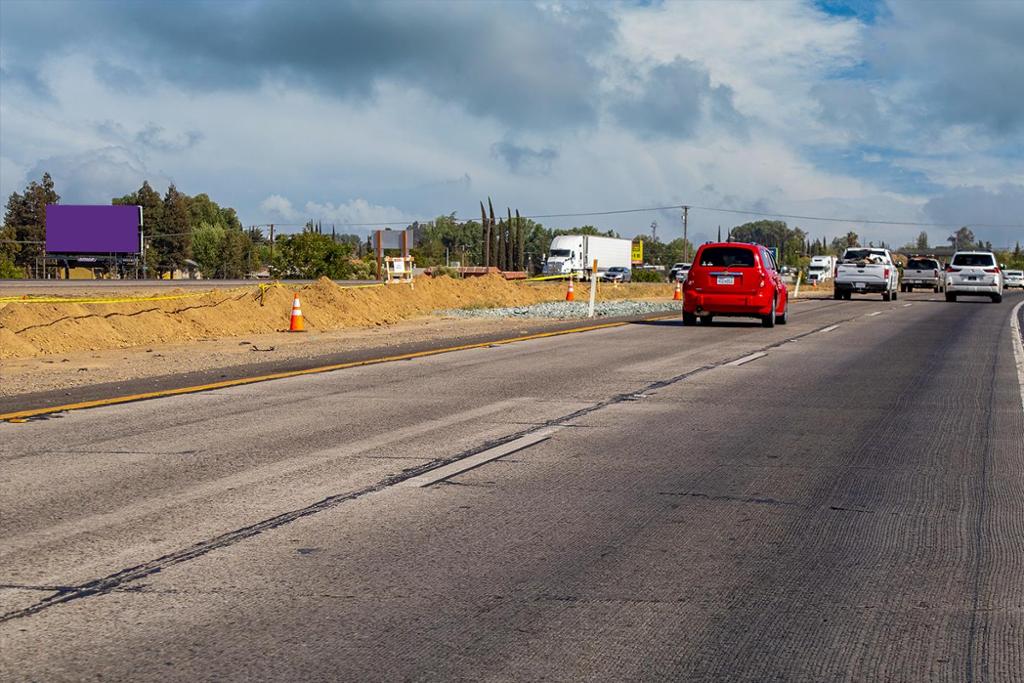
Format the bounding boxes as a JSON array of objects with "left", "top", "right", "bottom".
[
  {"left": 673, "top": 281, "right": 682, "bottom": 301},
  {"left": 565, "top": 276, "right": 575, "bottom": 301},
  {"left": 289, "top": 292, "right": 305, "bottom": 332}
]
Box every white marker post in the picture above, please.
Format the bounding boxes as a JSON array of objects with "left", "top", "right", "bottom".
[
  {"left": 793, "top": 271, "right": 801, "bottom": 299},
  {"left": 588, "top": 258, "right": 598, "bottom": 317}
]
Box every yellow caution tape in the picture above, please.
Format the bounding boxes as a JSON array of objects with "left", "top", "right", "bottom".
[
  {"left": 0, "top": 290, "right": 219, "bottom": 304},
  {"left": 526, "top": 274, "right": 573, "bottom": 282},
  {"left": 0, "top": 280, "right": 389, "bottom": 304}
]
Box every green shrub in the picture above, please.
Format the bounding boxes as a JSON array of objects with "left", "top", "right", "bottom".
[
  {"left": 431, "top": 266, "right": 462, "bottom": 279},
  {"left": 0, "top": 253, "right": 23, "bottom": 279},
  {"left": 631, "top": 268, "right": 665, "bottom": 283}
]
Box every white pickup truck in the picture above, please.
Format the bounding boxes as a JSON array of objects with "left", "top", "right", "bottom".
[{"left": 833, "top": 247, "right": 899, "bottom": 301}]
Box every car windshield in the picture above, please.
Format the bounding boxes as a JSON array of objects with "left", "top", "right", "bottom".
[
  {"left": 698, "top": 247, "right": 755, "bottom": 268},
  {"left": 952, "top": 253, "right": 995, "bottom": 267},
  {"left": 842, "top": 249, "right": 887, "bottom": 262},
  {"left": 907, "top": 259, "right": 938, "bottom": 269},
  {"left": 549, "top": 249, "right": 571, "bottom": 257},
  {"left": 608, "top": 267, "right": 626, "bottom": 273}
]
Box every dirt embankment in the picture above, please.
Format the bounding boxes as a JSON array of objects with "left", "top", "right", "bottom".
[{"left": 0, "top": 276, "right": 672, "bottom": 360}]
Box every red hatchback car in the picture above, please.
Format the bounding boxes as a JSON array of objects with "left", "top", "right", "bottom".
[{"left": 682, "top": 242, "right": 789, "bottom": 327}]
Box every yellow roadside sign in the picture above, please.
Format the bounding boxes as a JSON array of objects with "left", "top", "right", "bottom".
[{"left": 631, "top": 240, "right": 643, "bottom": 264}]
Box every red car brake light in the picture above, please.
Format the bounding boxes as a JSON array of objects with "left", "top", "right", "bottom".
[
  {"left": 984, "top": 267, "right": 999, "bottom": 273},
  {"left": 945, "top": 265, "right": 959, "bottom": 272},
  {"left": 883, "top": 267, "right": 891, "bottom": 279}
]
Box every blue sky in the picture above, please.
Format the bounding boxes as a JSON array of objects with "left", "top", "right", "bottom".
[
  {"left": 1, "top": 0, "right": 1021, "bottom": 247},
  {"left": 813, "top": 0, "right": 886, "bottom": 23}
]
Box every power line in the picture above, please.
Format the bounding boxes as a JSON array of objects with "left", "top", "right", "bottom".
[
  {"left": 685, "top": 205, "right": 1023, "bottom": 229},
  {"left": 249, "top": 203, "right": 1024, "bottom": 229}
]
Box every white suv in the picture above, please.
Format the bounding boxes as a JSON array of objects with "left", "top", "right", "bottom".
[
  {"left": 669, "top": 262, "right": 692, "bottom": 281},
  {"left": 1004, "top": 269, "right": 1024, "bottom": 289},
  {"left": 945, "top": 251, "right": 1003, "bottom": 303}
]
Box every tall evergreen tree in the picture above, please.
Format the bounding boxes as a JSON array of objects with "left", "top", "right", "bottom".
[
  {"left": 158, "top": 184, "right": 192, "bottom": 273},
  {"left": 480, "top": 201, "right": 490, "bottom": 267},
  {"left": 488, "top": 198, "right": 498, "bottom": 269},
  {"left": 506, "top": 208, "right": 514, "bottom": 270},
  {"left": 3, "top": 172, "right": 60, "bottom": 270},
  {"left": 516, "top": 209, "right": 525, "bottom": 271}
]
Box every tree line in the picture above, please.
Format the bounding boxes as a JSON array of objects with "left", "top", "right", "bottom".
[{"left": 3, "top": 173, "right": 1021, "bottom": 278}]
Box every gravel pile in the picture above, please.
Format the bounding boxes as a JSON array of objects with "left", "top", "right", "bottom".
[{"left": 439, "top": 300, "right": 680, "bottom": 319}]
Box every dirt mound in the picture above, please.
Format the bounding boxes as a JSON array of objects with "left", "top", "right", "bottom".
[{"left": 0, "top": 276, "right": 673, "bottom": 359}]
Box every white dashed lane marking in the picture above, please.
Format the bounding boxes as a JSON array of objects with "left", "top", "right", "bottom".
[
  {"left": 397, "top": 428, "right": 560, "bottom": 487},
  {"left": 726, "top": 352, "right": 768, "bottom": 367}
]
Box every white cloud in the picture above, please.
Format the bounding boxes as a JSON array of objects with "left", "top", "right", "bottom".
[
  {"left": 1, "top": 1, "right": 1020, "bottom": 249},
  {"left": 258, "top": 194, "right": 299, "bottom": 222},
  {"left": 301, "top": 199, "right": 417, "bottom": 230},
  {"left": 615, "top": 1, "right": 862, "bottom": 143},
  {"left": 258, "top": 195, "right": 418, "bottom": 233},
  {"left": 28, "top": 146, "right": 159, "bottom": 204}
]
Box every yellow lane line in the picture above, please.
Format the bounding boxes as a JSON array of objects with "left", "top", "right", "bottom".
[{"left": 1, "top": 316, "right": 670, "bottom": 422}]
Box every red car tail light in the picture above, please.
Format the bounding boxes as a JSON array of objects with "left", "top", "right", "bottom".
[
  {"left": 933, "top": 269, "right": 938, "bottom": 278},
  {"left": 984, "top": 267, "right": 1000, "bottom": 273},
  {"left": 945, "top": 265, "right": 959, "bottom": 272},
  {"left": 883, "top": 267, "right": 891, "bottom": 279}
]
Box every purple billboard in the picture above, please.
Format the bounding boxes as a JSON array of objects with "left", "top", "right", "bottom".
[{"left": 46, "top": 204, "right": 141, "bottom": 254}]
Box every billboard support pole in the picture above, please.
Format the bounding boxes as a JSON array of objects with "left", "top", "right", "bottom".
[{"left": 138, "top": 206, "right": 146, "bottom": 280}]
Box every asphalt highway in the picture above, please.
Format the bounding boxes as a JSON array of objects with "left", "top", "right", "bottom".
[{"left": 2, "top": 291, "right": 1023, "bottom": 681}]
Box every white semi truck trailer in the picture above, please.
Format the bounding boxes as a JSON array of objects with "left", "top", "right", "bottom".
[
  {"left": 543, "top": 235, "right": 633, "bottom": 279},
  {"left": 806, "top": 255, "right": 837, "bottom": 284}
]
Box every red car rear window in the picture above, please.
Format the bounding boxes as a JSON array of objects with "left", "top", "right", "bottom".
[{"left": 697, "top": 247, "right": 756, "bottom": 268}]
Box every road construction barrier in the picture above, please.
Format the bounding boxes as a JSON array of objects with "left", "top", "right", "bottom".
[
  {"left": 673, "top": 281, "right": 682, "bottom": 301},
  {"left": 384, "top": 256, "right": 415, "bottom": 285},
  {"left": 289, "top": 292, "right": 305, "bottom": 332},
  {"left": 566, "top": 275, "right": 575, "bottom": 301}
]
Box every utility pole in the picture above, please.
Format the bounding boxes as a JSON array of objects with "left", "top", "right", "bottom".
[
  {"left": 650, "top": 220, "right": 657, "bottom": 242},
  {"left": 681, "top": 206, "right": 690, "bottom": 262},
  {"left": 717, "top": 225, "right": 721, "bottom": 242},
  {"left": 269, "top": 224, "right": 275, "bottom": 259}
]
